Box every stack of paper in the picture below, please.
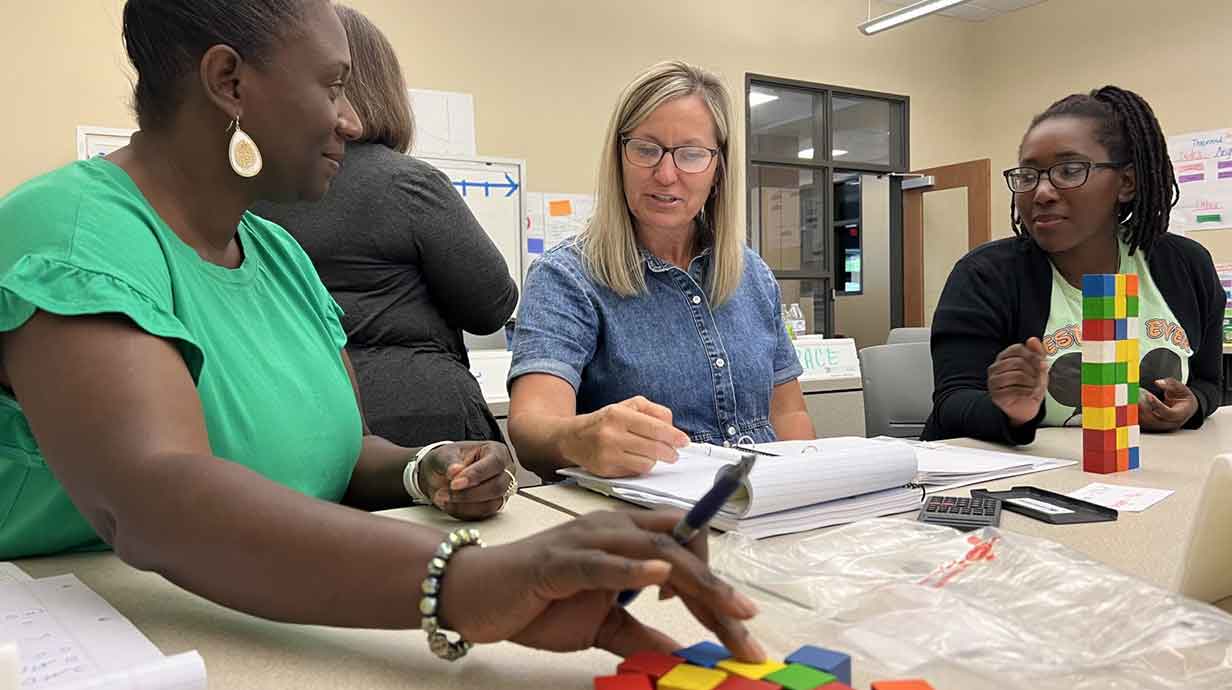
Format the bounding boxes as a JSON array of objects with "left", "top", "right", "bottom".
[
  {"left": 0, "top": 564, "right": 206, "bottom": 690},
  {"left": 562, "top": 437, "right": 1075, "bottom": 539},
  {"left": 562, "top": 438, "right": 922, "bottom": 539}
]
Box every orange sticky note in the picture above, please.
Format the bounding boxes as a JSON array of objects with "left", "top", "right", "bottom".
[{"left": 549, "top": 199, "right": 573, "bottom": 216}]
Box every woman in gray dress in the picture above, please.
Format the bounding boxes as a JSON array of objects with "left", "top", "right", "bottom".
[{"left": 255, "top": 5, "right": 517, "bottom": 448}]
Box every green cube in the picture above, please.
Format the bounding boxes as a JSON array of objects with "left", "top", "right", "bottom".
[
  {"left": 1128, "top": 381, "right": 1139, "bottom": 403},
  {"left": 1114, "top": 361, "right": 1128, "bottom": 383},
  {"left": 1126, "top": 295, "right": 1139, "bottom": 317},
  {"left": 1082, "top": 362, "right": 1116, "bottom": 385},
  {"left": 1083, "top": 297, "right": 1114, "bottom": 319},
  {"left": 763, "top": 664, "right": 836, "bottom": 690}
]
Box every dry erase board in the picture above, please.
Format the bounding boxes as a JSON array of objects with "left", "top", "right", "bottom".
[{"left": 419, "top": 154, "right": 526, "bottom": 292}]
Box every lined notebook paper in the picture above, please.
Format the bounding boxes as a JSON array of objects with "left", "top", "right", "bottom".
[
  {"left": 561, "top": 437, "right": 1075, "bottom": 538},
  {"left": 0, "top": 570, "right": 206, "bottom": 690}
]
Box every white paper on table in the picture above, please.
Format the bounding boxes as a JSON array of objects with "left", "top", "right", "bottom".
[
  {"left": 0, "top": 564, "right": 32, "bottom": 585},
  {"left": 1068, "top": 482, "right": 1174, "bottom": 512},
  {"left": 0, "top": 575, "right": 206, "bottom": 690}
]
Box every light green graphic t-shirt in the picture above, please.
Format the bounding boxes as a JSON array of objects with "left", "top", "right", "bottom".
[{"left": 1040, "top": 236, "right": 1193, "bottom": 427}]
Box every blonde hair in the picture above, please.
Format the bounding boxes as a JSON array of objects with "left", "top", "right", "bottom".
[
  {"left": 335, "top": 5, "right": 414, "bottom": 152},
  {"left": 580, "top": 60, "right": 744, "bottom": 305}
]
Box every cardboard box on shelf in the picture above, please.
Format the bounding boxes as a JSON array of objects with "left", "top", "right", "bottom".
[{"left": 760, "top": 186, "right": 802, "bottom": 271}]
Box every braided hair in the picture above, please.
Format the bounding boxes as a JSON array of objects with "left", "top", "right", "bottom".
[{"left": 1010, "top": 86, "right": 1178, "bottom": 256}]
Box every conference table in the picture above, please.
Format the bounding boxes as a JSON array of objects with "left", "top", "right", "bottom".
[
  {"left": 10, "top": 412, "right": 1232, "bottom": 689},
  {"left": 524, "top": 408, "right": 1232, "bottom": 602}
]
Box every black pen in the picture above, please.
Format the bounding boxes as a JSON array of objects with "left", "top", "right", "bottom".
[{"left": 616, "top": 452, "right": 757, "bottom": 607}]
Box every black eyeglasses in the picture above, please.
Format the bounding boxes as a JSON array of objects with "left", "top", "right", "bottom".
[
  {"left": 621, "top": 137, "right": 720, "bottom": 174},
  {"left": 1003, "top": 161, "right": 1128, "bottom": 193}
]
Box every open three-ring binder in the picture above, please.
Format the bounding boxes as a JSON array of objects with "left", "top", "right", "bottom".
[{"left": 560, "top": 437, "right": 1075, "bottom": 538}]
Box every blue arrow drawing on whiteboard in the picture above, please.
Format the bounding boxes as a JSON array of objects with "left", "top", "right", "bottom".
[{"left": 453, "top": 174, "right": 519, "bottom": 198}]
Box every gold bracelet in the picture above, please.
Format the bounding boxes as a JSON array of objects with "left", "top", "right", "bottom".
[{"left": 419, "top": 528, "right": 484, "bottom": 661}]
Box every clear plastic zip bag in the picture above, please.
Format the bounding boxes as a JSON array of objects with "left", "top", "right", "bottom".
[{"left": 712, "top": 518, "right": 1232, "bottom": 689}]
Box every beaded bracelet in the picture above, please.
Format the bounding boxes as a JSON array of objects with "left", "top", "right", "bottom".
[{"left": 419, "top": 527, "right": 484, "bottom": 661}]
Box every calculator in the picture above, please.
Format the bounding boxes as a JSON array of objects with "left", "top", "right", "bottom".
[{"left": 917, "top": 495, "right": 1001, "bottom": 530}]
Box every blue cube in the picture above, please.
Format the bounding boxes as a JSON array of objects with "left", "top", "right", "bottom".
[
  {"left": 784, "top": 645, "right": 851, "bottom": 685},
  {"left": 672, "top": 641, "right": 731, "bottom": 668},
  {"left": 1115, "top": 318, "right": 1127, "bottom": 340},
  {"left": 1129, "top": 446, "right": 1140, "bottom": 470},
  {"left": 1082, "top": 274, "right": 1116, "bottom": 297}
]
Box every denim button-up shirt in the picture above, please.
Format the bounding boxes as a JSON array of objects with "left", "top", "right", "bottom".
[{"left": 509, "top": 239, "right": 803, "bottom": 445}]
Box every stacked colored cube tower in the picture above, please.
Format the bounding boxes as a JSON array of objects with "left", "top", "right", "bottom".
[
  {"left": 601, "top": 642, "right": 932, "bottom": 690},
  {"left": 1081, "top": 273, "right": 1140, "bottom": 474}
]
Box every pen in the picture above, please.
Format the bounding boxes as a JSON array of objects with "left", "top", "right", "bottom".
[{"left": 616, "top": 452, "right": 758, "bottom": 607}]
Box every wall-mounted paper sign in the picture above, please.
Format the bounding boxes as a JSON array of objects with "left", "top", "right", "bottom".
[
  {"left": 76, "top": 126, "right": 135, "bottom": 160},
  {"left": 793, "top": 336, "right": 860, "bottom": 379}
]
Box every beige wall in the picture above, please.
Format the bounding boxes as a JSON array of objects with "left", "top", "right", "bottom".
[
  {"left": 4, "top": 0, "right": 1229, "bottom": 344},
  {"left": 971, "top": 0, "right": 1232, "bottom": 260},
  {"left": 2, "top": 0, "right": 983, "bottom": 197}
]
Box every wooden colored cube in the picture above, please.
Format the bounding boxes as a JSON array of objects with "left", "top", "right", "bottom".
[
  {"left": 871, "top": 681, "right": 936, "bottom": 690},
  {"left": 618, "top": 651, "right": 683, "bottom": 680},
  {"left": 1082, "top": 384, "right": 1115, "bottom": 408},
  {"left": 596, "top": 673, "right": 654, "bottom": 690},
  {"left": 1082, "top": 318, "right": 1113, "bottom": 341},
  {"left": 1083, "top": 406, "right": 1116, "bottom": 430},
  {"left": 783, "top": 646, "right": 850, "bottom": 685},
  {"left": 762, "top": 664, "right": 835, "bottom": 690},
  {"left": 1083, "top": 428, "right": 1115, "bottom": 451},
  {"left": 1083, "top": 273, "right": 1116, "bottom": 297},
  {"left": 1125, "top": 273, "right": 1138, "bottom": 296},
  {"left": 1084, "top": 448, "right": 1118, "bottom": 474},
  {"left": 658, "top": 664, "right": 729, "bottom": 690},
  {"left": 1129, "top": 446, "right": 1141, "bottom": 469},
  {"left": 674, "top": 642, "right": 732, "bottom": 669},
  {"left": 714, "top": 676, "right": 783, "bottom": 690},
  {"left": 715, "top": 659, "right": 787, "bottom": 680}
]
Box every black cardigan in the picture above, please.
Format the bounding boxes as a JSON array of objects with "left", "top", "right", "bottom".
[{"left": 922, "top": 233, "right": 1225, "bottom": 444}]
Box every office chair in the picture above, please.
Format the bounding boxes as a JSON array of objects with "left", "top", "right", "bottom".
[
  {"left": 886, "top": 327, "right": 931, "bottom": 345},
  {"left": 858, "top": 341, "right": 934, "bottom": 439},
  {"left": 1178, "top": 454, "right": 1232, "bottom": 603}
]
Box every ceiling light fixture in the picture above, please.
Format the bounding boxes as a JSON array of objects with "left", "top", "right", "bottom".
[
  {"left": 859, "top": 0, "right": 974, "bottom": 35},
  {"left": 797, "top": 148, "right": 851, "bottom": 159},
  {"left": 749, "top": 91, "right": 779, "bottom": 107}
]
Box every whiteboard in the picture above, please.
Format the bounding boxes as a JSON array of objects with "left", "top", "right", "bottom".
[
  {"left": 1167, "top": 128, "right": 1232, "bottom": 232},
  {"left": 419, "top": 155, "right": 527, "bottom": 350}
]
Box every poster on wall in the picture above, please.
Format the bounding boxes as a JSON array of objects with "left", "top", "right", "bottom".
[
  {"left": 76, "top": 126, "right": 135, "bottom": 160},
  {"left": 1166, "top": 128, "right": 1232, "bottom": 232}
]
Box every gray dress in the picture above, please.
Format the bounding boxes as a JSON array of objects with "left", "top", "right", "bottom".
[{"left": 253, "top": 143, "right": 517, "bottom": 447}]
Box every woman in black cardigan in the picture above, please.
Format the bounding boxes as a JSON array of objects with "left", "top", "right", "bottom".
[{"left": 924, "top": 86, "right": 1225, "bottom": 445}]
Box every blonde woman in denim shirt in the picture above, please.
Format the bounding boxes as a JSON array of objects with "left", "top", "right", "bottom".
[{"left": 509, "top": 61, "right": 815, "bottom": 481}]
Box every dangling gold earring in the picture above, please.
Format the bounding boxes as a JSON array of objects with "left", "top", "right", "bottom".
[{"left": 226, "top": 116, "right": 263, "bottom": 178}]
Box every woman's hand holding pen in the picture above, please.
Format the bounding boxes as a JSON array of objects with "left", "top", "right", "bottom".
[
  {"left": 561, "top": 396, "right": 690, "bottom": 477},
  {"left": 435, "top": 510, "right": 765, "bottom": 661}
]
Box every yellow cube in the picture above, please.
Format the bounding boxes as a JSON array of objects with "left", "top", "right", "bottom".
[
  {"left": 1125, "top": 338, "right": 1139, "bottom": 362},
  {"left": 658, "top": 664, "right": 728, "bottom": 690},
  {"left": 1128, "top": 357, "right": 1140, "bottom": 383},
  {"left": 1083, "top": 406, "right": 1116, "bottom": 430},
  {"left": 715, "top": 659, "right": 788, "bottom": 680},
  {"left": 1114, "top": 296, "right": 1127, "bottom": 319},
  {"left": 1115, "top": 339, "right": 1129, "bottom": 362},
  {"left": 1115, "top": 273, "right": 1126, "bottom": 296},
  {"left": 1117, "top": 426, "right": 1129, "bottom": 449}
]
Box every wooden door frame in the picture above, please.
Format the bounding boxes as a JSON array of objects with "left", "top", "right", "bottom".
[{"left": 902, "top": 159, "right": 992, "bottom": 326}]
